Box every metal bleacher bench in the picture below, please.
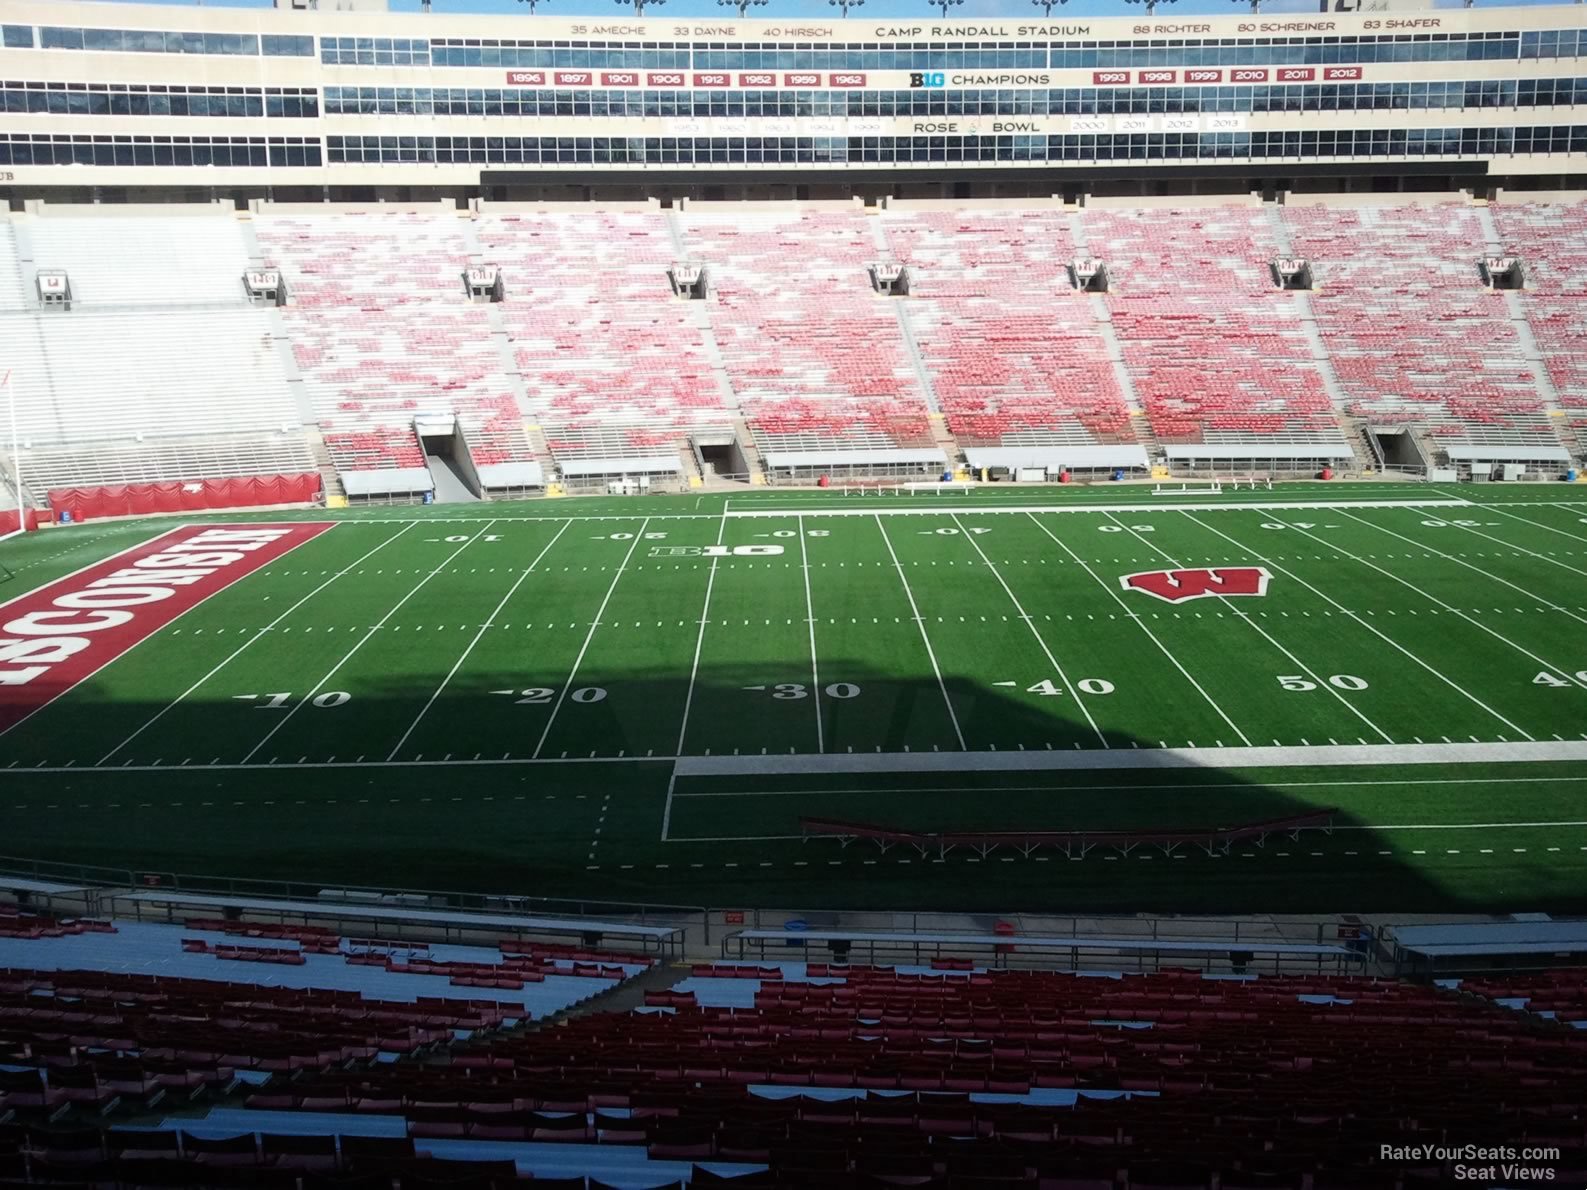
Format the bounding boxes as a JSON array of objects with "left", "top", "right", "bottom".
[
  {"left": 109, "top": 890, "right": 684, "bottom": 957},
  {"left": 724, "top": 928, "right": 1359, "bottom": 975}
]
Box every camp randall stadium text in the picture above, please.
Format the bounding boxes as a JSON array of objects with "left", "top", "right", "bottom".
[{"left": 1381, "top": 1145, "right": 1560, "bottom": 1181}]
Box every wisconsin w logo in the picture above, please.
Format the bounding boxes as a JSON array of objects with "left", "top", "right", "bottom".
[{"left": 1120, "top": 567, "right": 1272, "bottom": 604}]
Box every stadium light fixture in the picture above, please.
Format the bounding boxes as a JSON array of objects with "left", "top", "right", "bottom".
[
  {"left": 934, "top": 0, "right": 964, "bottom": 16},
  {"left": 830, "top": 0, "right": 864, "bottom": 16},
  {"left": 1123, "top": 0, "right": 1176, "bottom": 14},
  {"left": 619, "top": 0, "right": 664, "bottom": 14},
  {"left": 515, "top": 0, "right": 550, "bottom": 11},
  {"left": 721, "top": 0, "right": 768, "bottom": 15},
  {"left": 1031, "top": 0, "right": 1067, "bottom": 14}
]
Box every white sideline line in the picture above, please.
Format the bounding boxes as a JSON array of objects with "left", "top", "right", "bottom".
[
  {"left": 673, "top": 509, "right": 729, "bottom": 759},
  {"left": 662, "top": 817, "right": 1587, "bottom": 844},
  {"left": 1337, "top": 508, "right": 1587, "bottom": 636},
  {"left": 673, "top": 737, "right": 1587, "bottom": 776},
  {"left": 11, "top": 738, "right": 1587, "bottom": 777},
  {"left": 99, "top": 522, "right": 411, "bottom": 766},
  {"left": 189, "top": 497, "right": 1474, "bottom": 528},
  {"left": 1023, "top": 512, "right": 1252, "bottom": 748},
  {"left": 1181, "top": 511, "right": 1533, "bottom": 742},
  {"left": 951, "top": 512, "right": 1106, "bottom": 749},
  {"left": 240, "top": 520, "right": 498, "bottom": 765},
  {"left": 673, "top": 776, "right": 1587, "bottom": 800},
  {"left": 1275, "top": 517, "right": 1587, "bottom": 691},
  {"left": 799, "top": 513, "right": 824, "bottom": 756},
  {"left": 1101, "top": 511, "right": 1394, "bottom": 745},
  {"left": 723, "top": 498, "right": 1471, "bottom": 519},
  {"left": 384, "top": 518, "right": 572, "bottom": 762},
  {"left": 532, "top": 516, "right": 651, "bottom": 760},
  {"left": 875, "top": 513, "right": 966, "bottom": 750}
]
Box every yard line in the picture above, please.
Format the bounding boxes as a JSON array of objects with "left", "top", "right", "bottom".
[
  {"left": 1480, "top": 503, "right": 1587, "bottom": 546},
  {"left": 674, "top": 509, "right": 730, "bottom": 757},
  {"left": 950, "top": 513, "right": 1106, "bottom": 748},
  {"left": 1422, "top": 512, "right": 1587, "bottom": 580},
  {"left": 875, "top": 514, "right": 966, "bottom": 750},
  {"left": 96, "top": 523, "right": 414, "bottom": 766},
  {"left": 1336, "top": 509, "right": 1587, "bottom": 630},
  {"left": 1024, "top": 512, "right": 1252, "bottom": 748},
  {"left": 240, "top": 520, "right": 498, "bottom": 764},
  {"left": 1100, "top": 511, "right": 1394, "bottom": 744},
  {"left": 1276, "top": 517, "right": 1587, "bottom": 690},
  {"left": 798, "top": 513, "right": 824, "bottom": 754},
  {"left": 1183, "top": 511, "right": 1533, "bottom": 742},
  {"left": 531, "top": 516, "right": 652, "bottom": 760},
  {"left": 384, "top": 519, "right": 573, "bottom": 762}
]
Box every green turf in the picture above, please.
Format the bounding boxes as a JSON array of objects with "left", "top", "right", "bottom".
[{"left": 3, "top": 481, "right": 1587, "bottom": 914}]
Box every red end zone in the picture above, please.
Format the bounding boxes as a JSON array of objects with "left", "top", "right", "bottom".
[{"left": 0, "top": 522, "right": 335, "bottom": 736}]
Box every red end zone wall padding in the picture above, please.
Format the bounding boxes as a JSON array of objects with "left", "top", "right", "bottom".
[
  {"left": 48, "top": 474, "right": 322, "bottom": 522},
  {"left": 0, "top": 508, "right": 39, "bottom": 534}
]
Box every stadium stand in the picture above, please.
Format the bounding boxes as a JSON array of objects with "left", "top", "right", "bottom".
[
  {"left": 5, "top": 946, "right": 1581, "bottom": 1188},
  {"left": 676, "top": 210, "right": 936, "bottom": 462},
  {"left": 0, "top": 214, "right": 317, "bottom": 496},
  {"left": 1493, "top": 201, "right": 1587, "bottom": 456},
  {"left": 253, "top": 211, "right": 536, "bottom": 491},
  {"left": 24, "top": 215, "right": 253, "bottom": 308},
  {"left": 480, "top": 211, "right": 730, "bottom": 432},
  {"left": 879, "top": 209, "right": 1138, "bottom": 451},
  {"left": 1086, "top": 206, "right": 1344, "bottom": 451},
  {"left": 7, "top": 197, "right": 1587, "bottom": 504},
  {"left": 1286, "top": 202, "right": 1559, "bottom": 457},
  {"left": 0, "top": 222, "right": 28, "bottom": 312}
]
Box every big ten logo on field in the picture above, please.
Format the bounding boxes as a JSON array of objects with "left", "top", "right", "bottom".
[{"left": 910, "top": 72, "right": 947, "bottom": 88}]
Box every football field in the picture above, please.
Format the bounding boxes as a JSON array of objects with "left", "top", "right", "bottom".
[{"left": 3, "top": 482, "right": 1587, "bottom": 915}]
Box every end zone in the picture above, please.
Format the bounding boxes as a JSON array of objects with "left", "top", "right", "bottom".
[{"left": 0, "top": 522, "right": 336, "bottom": 737}]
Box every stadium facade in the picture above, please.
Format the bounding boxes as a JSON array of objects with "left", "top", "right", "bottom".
[{"left": 4, "top": 1, "right": 1587, "bottom": 199}]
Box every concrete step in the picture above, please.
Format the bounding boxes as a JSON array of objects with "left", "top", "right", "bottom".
[{"left": 550, "top": 962, "right": 696, "bottom": 1023}]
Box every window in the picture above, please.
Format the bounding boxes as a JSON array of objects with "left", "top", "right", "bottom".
[
  {"left": 2, "top": 25, "right": 32, "bottom": 49},
  {"left": 0, "top": 132, "right": 320, "bottom": 166},
  {"left": 38, "top": 25, "right": 260, "bottom": 56}
]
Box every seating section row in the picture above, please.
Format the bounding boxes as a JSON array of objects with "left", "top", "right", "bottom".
[
  {"left": 1495, "top": 201, "right": 1587, "bottom": 445},
  {"left": 879, "top": 210, "right": 1132, "bottom": 447},
  {"left": 253, "top": 213, "right": 531, "bottom": 476},
  {"left": 1085, "top": 208, "right": 1340, "bottom": 446},
  {"left": 1290, "top": 203, "right": 1555, "bottom": 447},
  {"left": 4, "top": 947, "right": 1583, "bottom": 1189}
]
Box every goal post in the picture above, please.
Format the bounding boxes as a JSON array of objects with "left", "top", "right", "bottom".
[{"left": 1, "top": 368, "right": 27, "bottom": 542}]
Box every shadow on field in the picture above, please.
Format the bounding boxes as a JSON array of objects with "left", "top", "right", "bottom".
[{"left": 0, "top": 658, "right": 1573, "bottom": 917}]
